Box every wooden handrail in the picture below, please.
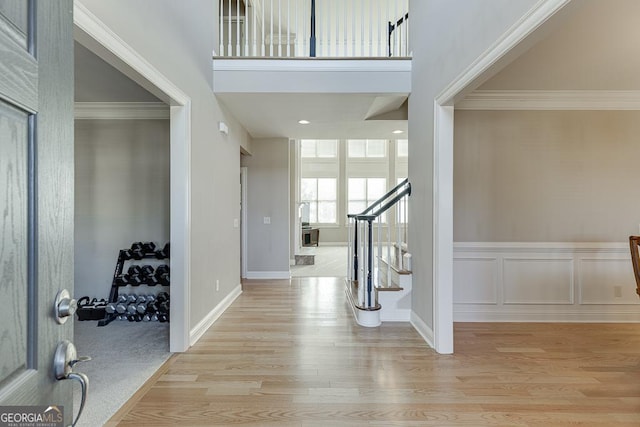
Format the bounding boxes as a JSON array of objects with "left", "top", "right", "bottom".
[{"left": 629, "top": 236, "right": 640, "bottom": 297}]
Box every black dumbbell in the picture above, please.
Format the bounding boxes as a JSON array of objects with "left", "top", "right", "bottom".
[
  {"left": 155, "top": 242, "right": 170, "bottom": 259},
  {"left": 155, "top": 291, "right": 169, "bottom": 304},
  {"left": 155, "top": 265, "right": 170, "bottom": 286},
  {"left": 130, "top": 242, "right": 145, "bottom": 260},
  {"left": 142, "top": 242, "right": 156, "bottom": 254},
  {"left": 158, "top": 313, "right": 169, "bottom": 323},
  {"left": 128, "top": 265, "right": 142, "bottom": 275}
]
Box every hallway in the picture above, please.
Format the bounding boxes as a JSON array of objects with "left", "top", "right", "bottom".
[{"left": 107, "top": 278, "right": 640, "bottom": 426}]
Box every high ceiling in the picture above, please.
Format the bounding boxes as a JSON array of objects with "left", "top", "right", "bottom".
[
  {"left": 74, "top": 0, "right": 639, "bottom": 136},
  {"left": 479, "top": 0, "right": 640, "bottom": 91}
]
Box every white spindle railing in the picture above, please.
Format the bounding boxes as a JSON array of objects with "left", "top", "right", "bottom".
[{"left": 218, "top": 0, "right": 409, "bottom": 58}]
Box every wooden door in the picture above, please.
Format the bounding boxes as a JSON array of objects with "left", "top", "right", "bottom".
[{"left": 0, "top": 1, "right": 75, "bottom": 425}]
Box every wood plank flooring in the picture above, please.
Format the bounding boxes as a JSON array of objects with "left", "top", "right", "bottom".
[{"left": 107, "top": 278, "right": 640, "bottom": 426}]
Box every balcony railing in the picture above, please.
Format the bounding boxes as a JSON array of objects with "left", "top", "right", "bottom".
[{"left": 218, "top": 0, "right": 410, "bottom": 58}]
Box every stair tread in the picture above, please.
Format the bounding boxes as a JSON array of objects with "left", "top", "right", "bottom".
[
  {"left": 378, "top": 255, "right": 412, "bottom": 274},
  {"left": 375, "top": 282, "right": 404, "bottom": 291}
]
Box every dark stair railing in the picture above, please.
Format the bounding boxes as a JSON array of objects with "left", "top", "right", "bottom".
[
  {"left": 388, "top": 12, "right": 409, "bottom": 57},
  {"left": 347, "top": 178, "right": 411, "bottom": 310}
]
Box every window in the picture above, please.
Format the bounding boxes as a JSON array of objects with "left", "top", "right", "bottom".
[
  {"left": 348, "top": 177, "right": 387, "bottom": 217},
  {"left": 348, "top": 139, "right": 386, "bottom": 158},
  {"left": 301, "top": 178, "right": 337, "bottom": 223},
  {"left": 396, "top": 139, "right": 408, "bottom": 158},
  {"left": 301, "top": 139, "right": 338, "bottom": 158}
]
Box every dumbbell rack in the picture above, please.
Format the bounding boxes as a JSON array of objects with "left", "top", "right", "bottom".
[{"left": 98, "top": 245, "right": 170, "bottom": 327}]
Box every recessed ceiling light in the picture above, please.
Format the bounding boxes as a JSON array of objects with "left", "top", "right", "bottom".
[
  {"left": 392, "top": 129, "right": 404, "bottom": 134},
  {"left": 298, "top": 119, "right": 310, "bottom": 125}
]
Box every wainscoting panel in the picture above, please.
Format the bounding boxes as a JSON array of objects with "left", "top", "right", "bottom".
[
  {"left": 453, "top": 258, "right": 498, "bottom": 304},
  {"left": 503, "top": 258, "right": 573, "bottom": 304},
  {"left": 453, "top": 243, "right": 640, "bottom": 322},
  {"left": 579, "top": 258, "right": 639, "bottom": 305}
]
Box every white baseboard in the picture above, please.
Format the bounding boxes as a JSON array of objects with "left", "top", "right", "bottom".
[
  {"left": 189, "top": 284, "right": 242, "bottom": 346},
  {"left": 410, "top": 311, "right": 434, "bottom": 348},
  {"left": 454, "top": 308, "right": 640, "bottom": 323},
  {"left": 245, "top": 271, "right": 291, "bottom": 280}
]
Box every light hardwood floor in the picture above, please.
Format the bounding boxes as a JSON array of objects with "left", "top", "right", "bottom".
[{"left": 107, "top": 278, "right": 640, "bottom": 426}]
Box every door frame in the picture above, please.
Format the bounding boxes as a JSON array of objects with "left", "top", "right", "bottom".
[
  {"left": 73, "top": 3, "right": 192, "bottom": 352},
  {"left": 431, "top": 0, "right": 571, "bottom": 354},
  {"left": 241, "top": 166, "right": 248, "bottom": 278}
]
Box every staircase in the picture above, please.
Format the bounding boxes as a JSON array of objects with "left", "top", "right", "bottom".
[{"left": 345, "top": 179, "right": 411, "bottom": 327}]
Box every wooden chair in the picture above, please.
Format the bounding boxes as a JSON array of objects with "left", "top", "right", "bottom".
[{"left": 629, "top": 236, "right": 640, "bottom": 297}]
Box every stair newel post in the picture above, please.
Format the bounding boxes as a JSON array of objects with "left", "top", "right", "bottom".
[
  {"left": 353, "top": 217, "right": 358, "bottom": 282},
  {"left": 367, "top": 218, "right": 374, "bottom": 308},
  {"left": 358, "top": 218, "right": 365, "bottom": 307},
  {"left": 347, "top": 216, "right": 353, "bottom": 281},
  {"left": 377, "top": 213, "right": 382, "bottom": 285}
]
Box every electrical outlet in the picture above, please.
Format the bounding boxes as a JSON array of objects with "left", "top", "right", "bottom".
[
  {"left": 216, "top": 279, "right": 220, "bottom": 291},
  {"left": 614, "top": 285, "right": 622, "bottom": 298},
  {"left": 263, "top": 217, "right": 271, "bottom": 224}
]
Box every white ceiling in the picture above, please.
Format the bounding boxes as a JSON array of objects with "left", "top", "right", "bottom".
[
  {"left": 217, "top": 92, "right": 407, "bottom": 139},
  {"left": 479, "top": 0, "right": 640, "bottom": 91}
]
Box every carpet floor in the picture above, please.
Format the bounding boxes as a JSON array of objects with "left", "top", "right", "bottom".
[{"left": 73, "top": 319, "right": 170, "bottom": 427}]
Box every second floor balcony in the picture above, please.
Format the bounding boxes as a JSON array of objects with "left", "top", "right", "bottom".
[{"left": 218, "top": 0, "right": 410, "bottom": 58}]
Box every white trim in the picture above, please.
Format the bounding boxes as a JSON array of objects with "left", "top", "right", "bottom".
[
  {"left": 74, "top": 2, "right": 193, "bottom": 353},
  {"left": 457, "top": 90, "right": 640, "bottom": 110},
  {"left": 213, "top": 58, "right": 412, "bottom": 73},
  {"left": 454, "top": 241, "right": 628, "bottom": 253},
  {"left": 74, "top": 3, "right": 190, "bottom": 105},
  {"left": 432, "top": 103, "right": 454, "bottom": 354},
  {"left": 431, "top": 0, "right": 570, "bottom": 356},
  {"left": 74, "top": 102, "right": 169, "bottom": 119},
  {"left": 454, "top": 309, "right": 640, "bottom": 323},
  {"left": 241, "top": 167, "right": 248, "bottom": 279},
  {"left": 189, "top": 284, "right": 243, "bottom": 346},
  {"left": 245, "top": 271, "right": 291, "bottom": 280},
  {"left": 436, "top": 0, "right": 571, "bottom": 106},
  {"left": 410, "top": 311, "right": 434, "bottom": 348}
]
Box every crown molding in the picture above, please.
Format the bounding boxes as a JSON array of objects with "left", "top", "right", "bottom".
[
  {"left": 74, "top": 102, "right": 169, "bottom": 119},
  {"left": 457, "top": 90, "right": 640, "bottom": 110}
]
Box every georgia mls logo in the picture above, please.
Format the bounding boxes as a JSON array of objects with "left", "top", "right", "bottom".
[{"left": 0, "top": 405, "right": 64, "bottom": 427}]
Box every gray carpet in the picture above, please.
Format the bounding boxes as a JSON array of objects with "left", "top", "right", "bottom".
[{"left": 73, "top": 319, "right": 170, "bottom": 427}]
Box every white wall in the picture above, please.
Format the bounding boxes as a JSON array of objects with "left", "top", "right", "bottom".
[
  {"left": 74, "top": 119, "right": 170, "bottom": 299},
  {"left": 408, "top": 0, "right": 540, "bottom": 339},
  {"left": 241, "top": 138, "right": 291, "bottom": 278},
  {"left": 78, "top": 0, "right": 250, "bottom": 328}
]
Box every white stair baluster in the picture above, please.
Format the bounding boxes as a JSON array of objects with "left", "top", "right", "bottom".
[
  {"left": 236, "top": 0, "right": 240, "bottom": 55},
  {"left": 228, "top": 0, "right": 232, "bottom": 55},
  {"left": 219, "top": 0, "right": 224, "bottom": 55}
]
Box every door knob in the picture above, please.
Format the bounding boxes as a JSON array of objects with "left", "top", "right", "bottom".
[
  {"left": 54, "top": 289, "right": 77, "bottom": 324},
  {"left": 54, "top": 340, "right": 90, "bottom": 427}
]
